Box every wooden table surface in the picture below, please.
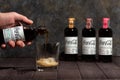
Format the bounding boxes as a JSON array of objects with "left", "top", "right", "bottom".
[{"left": 0, "top": 57, "right": 120, "bottom": 80}]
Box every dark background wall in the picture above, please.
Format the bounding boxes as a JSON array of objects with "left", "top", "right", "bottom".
[{"left": 0, "top": 0, "right": 120, "bottom": 57}]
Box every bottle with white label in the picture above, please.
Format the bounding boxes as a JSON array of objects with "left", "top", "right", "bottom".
[
  {"left": 0, "top": 25, "right": 48, "bottom": 46},
  {"left": 63, "top": 18, "right": 78, "bottom": 61},
  {"left": 98, "top": 18, "right": 113, "bottom": 62},
  {"left": 82, "top": 18, "right": 96, "bottom": 61}
]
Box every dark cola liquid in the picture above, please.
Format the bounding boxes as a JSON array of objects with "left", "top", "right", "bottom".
[
  {"left": 37, "top": 27, "right": 48, "bottom": 45},
  {"left": 24, "top": 27, "right": 38, "bottom": 42},
  {"left": 98, "top": 28, "right": 112, "bottom": 62},
  {"left": 82, "top": 28, "right": 96, "bottom": 62},
  {"left": 0, "top": 29, "right": 5, "bottom": 45}
]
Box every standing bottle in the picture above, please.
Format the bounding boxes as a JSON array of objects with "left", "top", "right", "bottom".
[
  {"left": 98, "top": 18, "right": 113, "bottom": 62},
  {"left": 64, "top": 18, "right": 78, "bottom": 61},
  {"left": 82, "top": 18, "right": 96, "bottom": 61}
]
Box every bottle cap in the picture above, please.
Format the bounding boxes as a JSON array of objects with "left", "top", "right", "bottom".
[
  {"left": 103, "top": 18, "right": 110, "bottom": 29},
  {"left": 68, "top": 18, "right": 75, "bottom": 28},
  {"left": 69, "top": 18, "right": 75, "bottom": 21},
  {"left": 86, "top": 18, "right": 92, "bottom": 21},
  {"left": 86, "top": 18, "right": 92, "bottom": 29},
  {"left": 103, "top": 18, "right": 110, "bottom": 21}
]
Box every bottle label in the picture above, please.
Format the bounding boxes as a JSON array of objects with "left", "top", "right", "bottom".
[
  {"left": 3, "top": 26, "right": 25, "bottom": 43},
  {"left": 82, "top": 37, "right": 96, "bottom": 55},
  {"left": 65, "top": 37, "right": 78, "bottom": 54},
  {"left": 99, "top": 37, "right": 112, "bottom": 55}
]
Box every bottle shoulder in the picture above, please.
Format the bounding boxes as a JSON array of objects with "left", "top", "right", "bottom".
[
  {"left": 65, "top": 27, "right": 77, "bottom": 30},
  {"left": 83, "top": 27, "right": 95, "bottom": 31},
  {"left": 64, "top": 27, "right": 78, "bottom": 32},
  {"left": 99, "top": 28, "right": 112, "bottom": 37},
  {"left": 99, "top": 28, "right": 112, "bottom": 32},
  {"left": 64, "top": 27, "right": 78, "bottom": 36},
  {"left": 82, "top": 28, "right": 96, "bottom": 37},
  {"left": 82, "top": 27, "right": 96, "bottom": 33}
]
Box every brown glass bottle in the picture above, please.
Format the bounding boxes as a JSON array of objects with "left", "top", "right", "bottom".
[
  {"left": 63, "top": 18, "right": 78, "bottom": 61},
  {"left": 98, "top": 18, "right": 113, "bottom": 62},
  {"left": 0, "top": 26, "right": 48, "bottom": 45},
  {"left": 82, "top": 18, "right": 96, "bottom": 62}
]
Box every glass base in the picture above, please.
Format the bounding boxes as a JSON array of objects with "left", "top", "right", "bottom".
[{"left": 36, "top": 66, "right": 58, "bottom": 72}]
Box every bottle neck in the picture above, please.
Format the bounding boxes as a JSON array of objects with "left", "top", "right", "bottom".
[
  {"left": 68, "top": 18, "right": 75, "bottom": 28},
  {"left": 86, "top": 18, "right": 92, "bottom": 29},
  {"left": 37, "top": 26, "right": 48, "bottom": 35},
  {"left": 69, "top": 22, "right": 74, "bottom": 28},
  {"left": 103, "top": 23, "right": 108, "bottom": 29},
  {"left": 86, "top": 22, "right": 92, "bottom": 29}
]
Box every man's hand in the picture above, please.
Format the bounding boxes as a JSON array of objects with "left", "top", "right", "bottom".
[{"left": 0, "top": 12, "right": 33, "bottom": 48}]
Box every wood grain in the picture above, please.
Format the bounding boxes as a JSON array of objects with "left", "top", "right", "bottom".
[
  {"left": 0, "top": 58, "right": 120, "bottom": 80},
  {"left": 77, "top": 62, "right": 107, "bottom": 79}
]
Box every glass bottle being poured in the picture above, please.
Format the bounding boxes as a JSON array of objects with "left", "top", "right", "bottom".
[{"left": 0, "top": 23, "right": 48, "bottom": 45}]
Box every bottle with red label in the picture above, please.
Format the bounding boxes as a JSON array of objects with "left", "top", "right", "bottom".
[
  {"left": 98, "top": 18, "right": 113, "bottom": 62},
  {"left": 82, "top": 18, "right": 96, "bottom": 61}
]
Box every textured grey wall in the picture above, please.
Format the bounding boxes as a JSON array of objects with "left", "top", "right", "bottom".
[{"left": 0, "top": 0, "right": 120, "bottom": 57}]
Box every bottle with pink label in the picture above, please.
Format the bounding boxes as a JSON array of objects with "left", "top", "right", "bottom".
[{"left": 98, "top": 18, "right": 113, "bottom": 62}]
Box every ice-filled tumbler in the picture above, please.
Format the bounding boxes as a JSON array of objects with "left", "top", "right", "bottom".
[{"left": 36, "top": 42, "right": 60, "bottom": 71}]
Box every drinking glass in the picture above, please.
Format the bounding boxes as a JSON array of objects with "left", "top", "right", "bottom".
[{"left": 36, "top": 42, "right": 60, "bottom": 71}]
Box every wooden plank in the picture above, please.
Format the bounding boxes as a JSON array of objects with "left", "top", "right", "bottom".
[
  {"left": 0, "top": 58, "right": 35, "bottom": 80},
  {"left": 113, "top": 57, "right": 120, "bottom": 66},
  {"left": 0, "top": 58, "right": 36, "bottom": 70},
  {"left": 0, "top": 58, "right": 17, "bottom": 68},
  {"left": 58, "top": 61, "right": 81, "bottom": 80},
  {"left": 0, "top": 58, "right": 120, "bottom": 80},
  {"left": 96, "top": 62, "right": 120, "bottom": 79},
  {"left": 0, "top": 69, "right": 13, "bottom": 80},
  {"left": 14, "top": 58, "right": 36, "bottom": 68},
  {"left": 0, "top": 69, "right": 34, "bottom": 80},
  {"left": 0, "top": 77, "right": 11, "bottom": 80},
  {"left": 11, "top": 70, "right": 34, "bottom": 80},
  {"left": 82, "top": 79, "right": 120, "bottom": 80},
  {"left": 33, "top": 60, "right": 58, "bottom": 80},
  {"left": 77, "top": 62, "right": 107, "bottom": 79},
  {"left": 32, "top": 71, "right": 57, "bottom": 80}
]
